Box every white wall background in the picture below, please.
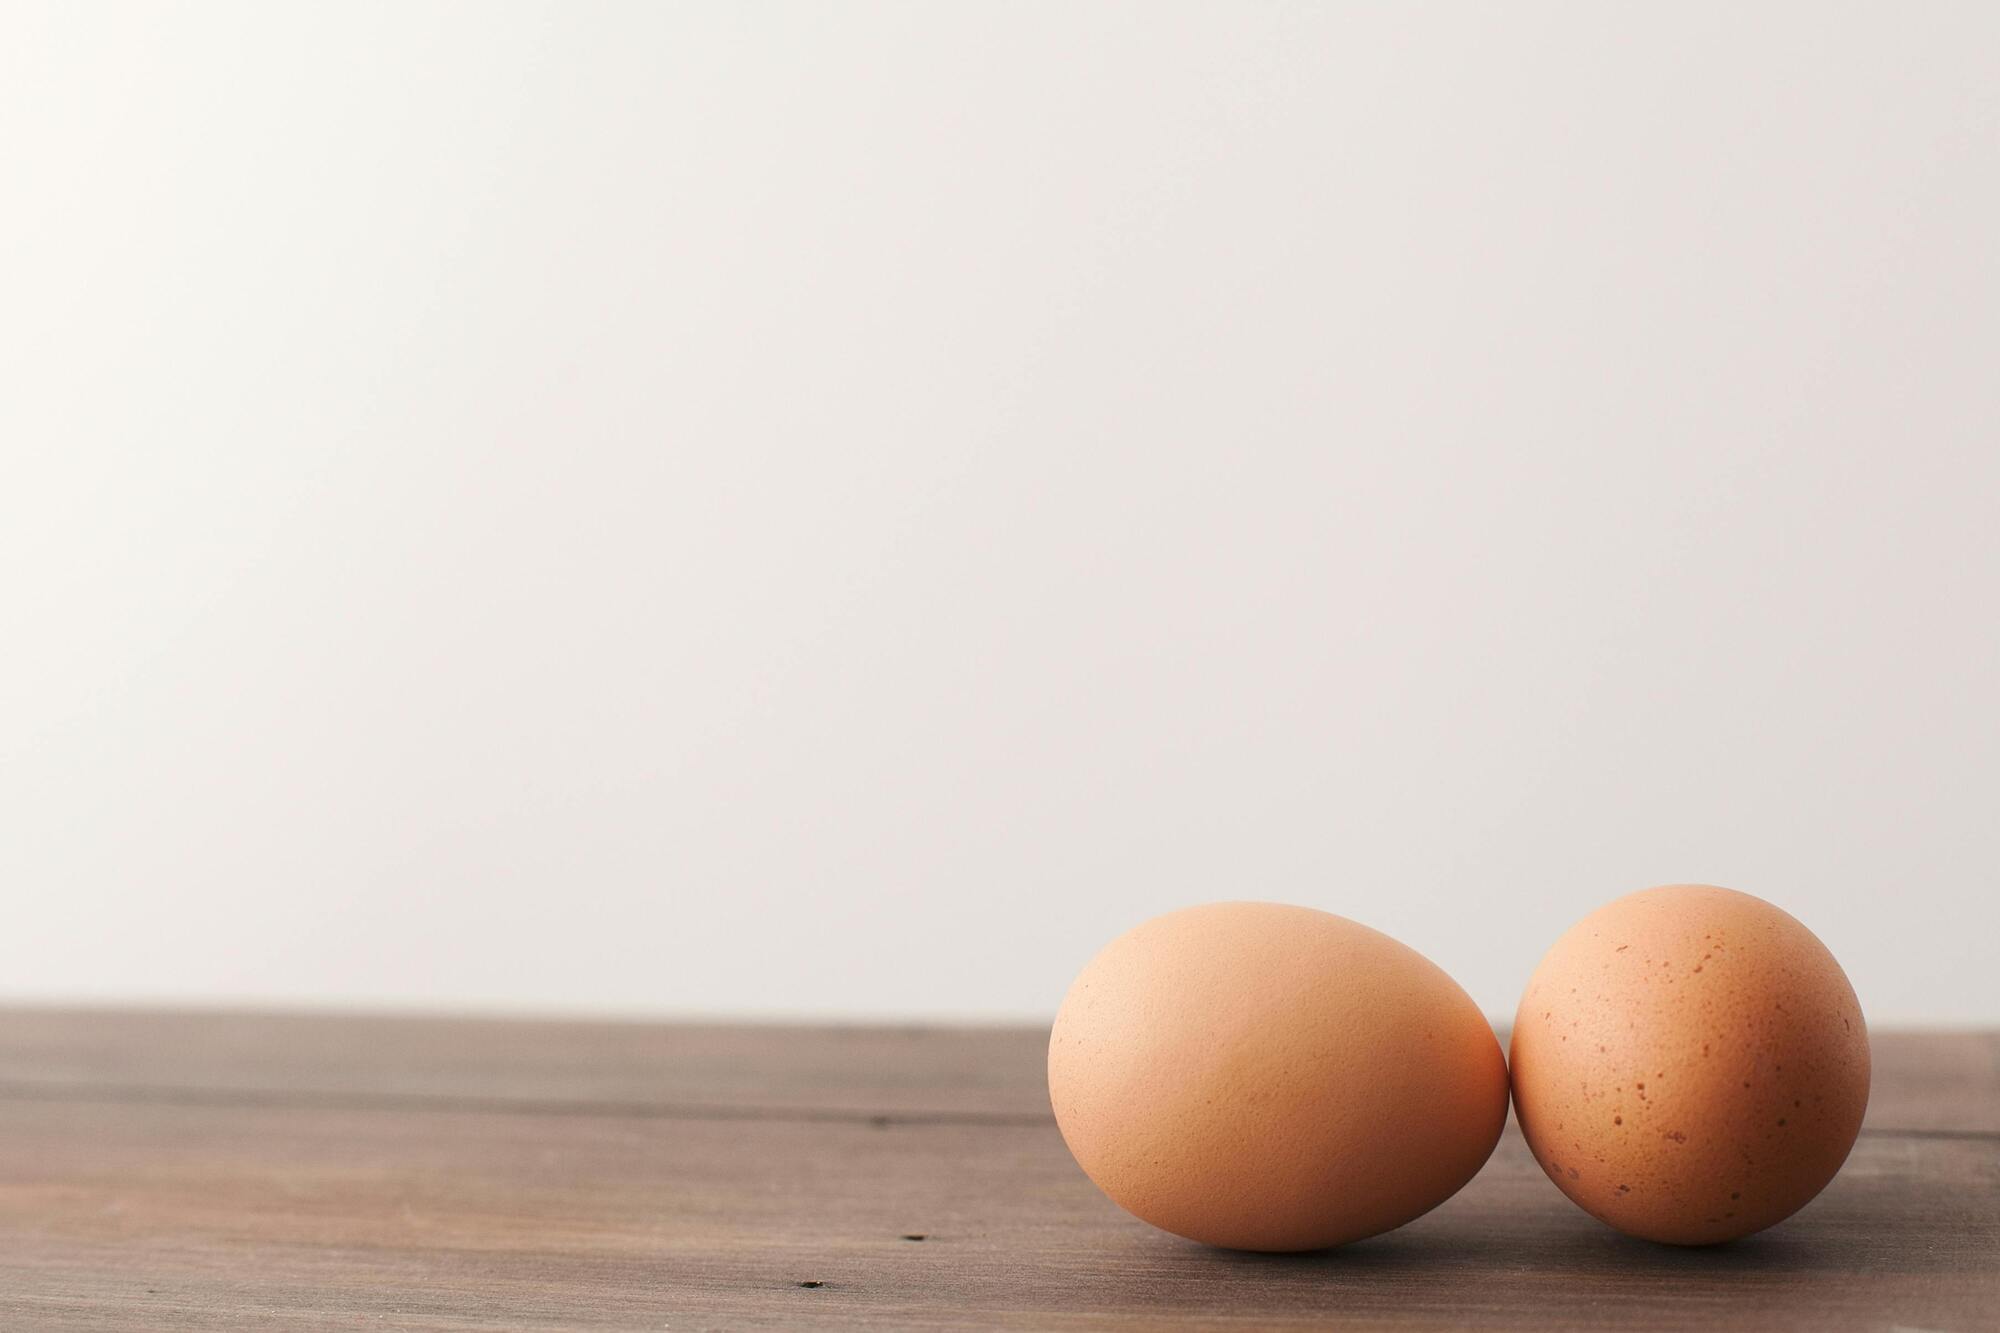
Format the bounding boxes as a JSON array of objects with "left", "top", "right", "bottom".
[{"left": 5, "top": 3, "right": 1996, "bottom": 1025}]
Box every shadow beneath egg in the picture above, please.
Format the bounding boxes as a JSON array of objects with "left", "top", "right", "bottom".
[
  {"left": 1080, "top": 1171, "right": 1987, "bottom": 1328},
  {"left": 1090, "top": 1125, "right": 1992, "bottom": 1326},
  {"left": 1189, "top": 1206, "right": 1927, "bottom": 1279}
]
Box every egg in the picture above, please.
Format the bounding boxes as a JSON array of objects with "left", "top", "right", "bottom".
[
  {"left": 1510, "top": 885, "right": 1870, "bottom": 1245},
  {"left": 1048, "top": 902, "right": 1508, "bottom": 1251}
]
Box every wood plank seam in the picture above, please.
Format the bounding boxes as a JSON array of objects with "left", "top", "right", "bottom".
[{"left": 0, "top": 1079, "right": 1992, "bottom": 1143}]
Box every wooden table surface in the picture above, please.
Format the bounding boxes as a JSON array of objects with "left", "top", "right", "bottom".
[{"left": 0, "top": 1011, "right": 1993, "bottom": 1330}]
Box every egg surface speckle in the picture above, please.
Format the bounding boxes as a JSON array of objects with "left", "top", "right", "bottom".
[
  {"left": 1511, "top": 885, "right": 1869, "bottom": 1245},
  {"left": 1048, "top": 902, "right": 1508, "bottom": 1252}
]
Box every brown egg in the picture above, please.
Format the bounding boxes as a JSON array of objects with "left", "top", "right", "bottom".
[
  {"left": 1511, "top": 885, "right": 1870, "bottom": 1245},
  {"left": 1048, "top": 902, "right": 1508, "bottom": 1251}
]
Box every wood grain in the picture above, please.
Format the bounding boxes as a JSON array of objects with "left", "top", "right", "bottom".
[
  {"left": 0, "top": 1009, "right": 1055, "bottom": 1116},
  {"left": 0, "top": 1010, "right": 1993, "bottom": 1330}
]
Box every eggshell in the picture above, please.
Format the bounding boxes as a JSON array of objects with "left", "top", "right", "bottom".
[
  {"left": 1511, "top": 885, "right": 1870, "bottom": 1245},
  {"left": 1048, "top": 902, "right": 1508, "bottom": 1251}
]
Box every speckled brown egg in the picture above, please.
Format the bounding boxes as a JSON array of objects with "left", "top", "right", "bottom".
[
  {"left": 1510, "top": 885, "right": 1869, "bottom": 1245},
  {"left": 1048, "top": 902, "right": 1509, "bottom": 1252}
]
